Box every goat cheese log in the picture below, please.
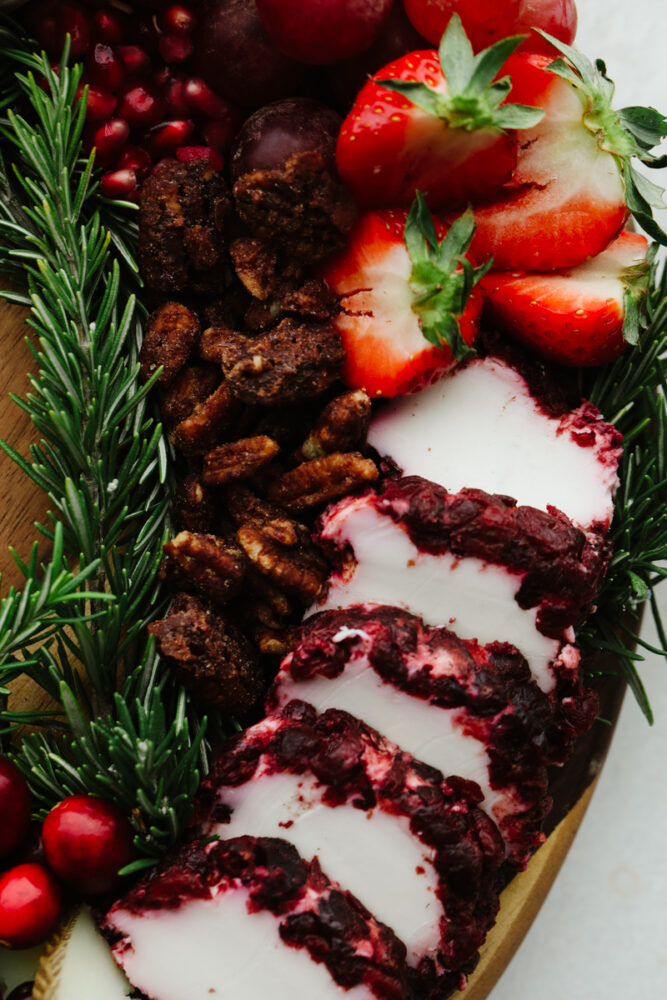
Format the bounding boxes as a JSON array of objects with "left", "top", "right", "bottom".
[
  {"left": 270, "top": 605, "right": 598, "bottom": 865},
  {"left": 192, "top": 703, "right": 505, "bottom": 997}
]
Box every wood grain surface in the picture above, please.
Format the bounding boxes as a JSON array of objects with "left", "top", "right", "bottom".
[{"left": 0, "top": 297, "right": 625, "bottom": 998}]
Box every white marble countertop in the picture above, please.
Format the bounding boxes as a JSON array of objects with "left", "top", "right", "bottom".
[{"left": 492, "top": 7, "right": 667, "bottom": 997}]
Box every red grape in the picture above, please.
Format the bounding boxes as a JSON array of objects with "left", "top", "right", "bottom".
[
  {"left": 194, "top": 0, "right": 305, "bottom": 109},
  {"left": 404, "top": 0, "right": 577, "bottom": 53},
  {"left": 256, "top": 0, "right": 393, "bottom": 65},
  {"left": 0, "top": 864, "right": 62, "bottom": 949},
  {"left": 0, "top": 757, "right": 31, "bottom": 860}
]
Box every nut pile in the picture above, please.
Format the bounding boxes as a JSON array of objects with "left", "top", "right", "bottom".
[{"left": 140, "top": 156, "right": 376, "bottom": 718}]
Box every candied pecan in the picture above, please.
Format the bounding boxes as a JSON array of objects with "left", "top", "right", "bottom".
[
  {"left": 140, "top": 302, "right": 200, "bottom": 387},
  {"left": 161, "top": 363, "right": 221, "bottom": 430},
  {"left": 204, "top": 286, "right": 250, "bottom": 330},
  {"left": 246, "top": 570, "right": 294, "bottom": 620},
  {"left": 230, "top": 237, "right": 289, "bottom": 301},
  {"left": 237, "top": 524, "right": 327, "bottom": 604},
  {"left": 199, "top": 326, "right": 234, "bottom": 364},
  {"left": 232, "top": 150, "right": 356, "bottom": 264},
  {"left": 218, "top": 318, "right": 345, "bottom": 406},
  {"left": 162, "top": 531, "right": 247, "bottom": 607},
  {"left": 148, "top": 593, "right": 263, "bottom": 715},
  {"left": 171, "top": 381, "right": 239, "bottom": 455},
  {"left": 268, "top": 453, "right": 379, "bottom": 511},
  {"left": 139, "top": 159, "right": 231, "bottom": 293},
  {"left": 202, "top": 436, "right": 280, "bottom": 485},
  {"left": 244, "top": 278, "right": 339, "bottom": 332},
  {"left": 254, "top": 625, "right": 298, "bottom": 658},
  {"left": 299, "top": 390, "right": 372, "bottom": 460},
  {"left": 173, "top": 474, "right": 214, "bottom": 533}
]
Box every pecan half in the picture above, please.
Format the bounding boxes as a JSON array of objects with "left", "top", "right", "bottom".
[
  {"left": 202, "top": 435, "right": 280, "bottom": 485},
  {"left": 170, "top": 381, "right": 239, "bottom": 455},
  {"left": 173, "top": 474, "right": 215, "bottom": 533},
  {"left": 149, "top": 593, "right": 263, "bottom": 715},
  {"left": 140, "top": 302, "right": 200, "bottom": 387},
  {"left": 218, "top": 318, "right": 345, "bottom": 406},
  {"left": 237, "top": 524, "right": 327, "bottom": 604},
  {"left": 139, "top": 159, "right": 231, "bottom": 294},
  {"left": 162, "top": 531, "right": 247, "bottom": 607},
  {"left": 268, "top": 452, "right": 378, "bottom": 511},
  {"left": 161, "top": 363, "right": 222, "bottom": 430},
  {"left": 299, "top": 390, "right": 372, "bottom": 460}
]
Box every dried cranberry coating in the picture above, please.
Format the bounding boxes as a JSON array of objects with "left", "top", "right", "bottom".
[
  {"left": 103, "top": 835, "right": 413, "bottom": 1000},
  {"left": 325, "top": 478, "right": 610, "bottom": 641},
  {"left": 271, "top": 605, "right": 598, "bottom": 863},
  {"left": 195, "top": 706, "right": 504, "bottom": 985}
]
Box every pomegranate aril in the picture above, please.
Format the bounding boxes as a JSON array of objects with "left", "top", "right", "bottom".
[
  {"left": 117, "top": 45, "right": 153, "bottom": 78},
  {"left": 183, "top": 77, "right": 230, "bottom": 118},
  {"left": 80, "top": 85, "right": 118, "bottom": 122},
  {"left": 201, "top": 117, "right": 235, "bottom": 152},
  {"left": 160, "top": 4, "right": 197, "bottom": 35},
  {"left": 118, "top": 145, "right": 153, "bottom": 180},
  {"left": 146, "top": 119, "right": 194, "bottom": 150},
  {"left": 88, "top": 43, "right": 126, "bottom": 93},
  {"left": 176, "top": 145, "right": 224, "bottom": 169},
  {"left": 92, "top": 118, "right": 130, "bottom": 165},
  {"left": 165, "top": 77, "right": 190, "bottom": 118},
  {"left": 61, "top": 3, "right": 92, "bottom": 59},
  {"left": 101, "top": 168, "right": 138, "bottom": 198},
  {"left": 93, "top": 8, "right": 126, "bottom": 45},
  {"left": 159, "top": 32, "right": 194, "bottom": 64},
  {"left": 118, "top": 84, "right": 167, "bottom": 128}
]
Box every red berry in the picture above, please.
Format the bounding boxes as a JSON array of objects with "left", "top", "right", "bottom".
[
  {"left": 79, "top": 84, "right": 118, "bottom": 122},
  {"left": 118, "top": 83, "right": 167, "bottom": 128},
  {"left": 0, "top": 757, "right": 31, "bottom": 860},
  {"left": 61, "top": 3, "right": 92, "bottom": 59},
  {"left": 183, "top": 77, "right": 230, "bottom": 118},
  {"left": 117, "top": 44, "right": 153, "bottom": 78},
  {"left": 118, "top": 145, "right": 154, "bottom": 180},
  {"left": 100, "top": 168, "right": 139, "bottom": 199},
  {"left": 91, "top": 118, "right": 130, "bottom": 165},
  {"left": 93, "top": 8, "right": 127, "bottom": 45},
  {"left": 146, "top": 119, "right": 194, "bottom": 151},
  {"left": 160, "top": 4, "right": 197, "bottom": 35},
  {"left": 164, "top": 76, "right": 190, "bottom": 118},
  {"left": 42, "top": 795, "right": 135, "bottom": 897},
  {"left": 256, "top": 0, "right": 393, "bottom": 64},
  {"left": 176, "top": 145, "right": 224, "bottom": 169},
  {"left": 0, "top": 864, "right": 62, "bottom": 949},
  {"left": 159, "top": 32, "right": 194, "bottom": 64},
  {"left": 201, "top": 117, "right": 235, "bottom": 152},
  {"left": 88, "top": 43, "right": 126, "bottom": 93}
]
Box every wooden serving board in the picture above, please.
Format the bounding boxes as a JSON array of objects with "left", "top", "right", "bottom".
[{"left": 0, "top": 298, "right": 626, "bottom": 997}]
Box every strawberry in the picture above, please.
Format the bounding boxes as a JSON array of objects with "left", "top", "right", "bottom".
[
  {"left": 469, "top": 41, "right": 667, "bottom": 270},
  {"left": 335, "top": 15, "right": 544, "bottom": 210},
  {"left": 480, "top": 229, "right": 651, "bottom": 366},
  {"left": 322, "top": 193, "right": 489, "bottom": 398}
]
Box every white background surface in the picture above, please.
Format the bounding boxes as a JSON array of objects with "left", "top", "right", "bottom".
[{"left": 492, "top": 7, "right": 667, "bottom": 998}]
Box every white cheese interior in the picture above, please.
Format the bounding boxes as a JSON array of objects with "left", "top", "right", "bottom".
[
  {"left": 273, "top": 656, "right": 505, "bottom": 818},
  {"left": 316, "top": 501, "right": 559, "bottom": 693},
  {"left": 109, "top": 890, "right": 373, "bottom": 1000},
  {"left": 367, "top": 358, "right": 615, "bottom": 530},
  {"left": 217, "top": 770, "right": 440, "bottom": 962}
]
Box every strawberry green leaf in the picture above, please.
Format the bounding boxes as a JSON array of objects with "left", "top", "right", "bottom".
[
  {"left": 438, "top": 13, "right": 475, "bottom": 94},
  {"left": 494, "top": 103, "right": 546, "bottom": 129},
  {"left": 468, "top": 34, "right": 528, "bottom": 92},
  {"left": 404, "top": 193, "right": 490, "bottom": 362},
  {"left": 617, "top": 106, "right": 667, "bottom": 151},
  {"left": 374, "top": 79, "right": 443, "bottom": 117}
]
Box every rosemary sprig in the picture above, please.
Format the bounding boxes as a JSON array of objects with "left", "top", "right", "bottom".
[
  {"left": 580, "top": 255, "right": 667, "bottom": 722},
  {"left": 0, "top": 38, "right": 214, "bottom": 859}
]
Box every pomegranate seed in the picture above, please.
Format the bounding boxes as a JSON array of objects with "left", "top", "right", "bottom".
[
  {"left": 182, "top": 77, "right": 229, "bottom": 119},
  {"left": 88, "top": 43, "right": 125, "bottom": 93},
  {"left": 117, "top": 45, "right": 152, "bottom": 78},
  {"left": 201, "top": 117, "right": 235, "bottom": 152},
  {"left": 61, "top": 3, "right": 91, "bottom": 59},
  {"left": 117, "top": 145, "right": 153, "bottom": 180},
  {"left": 118, "top": 84, "right": 167, "bottom": 129},
  {"left": 176, "top": 146, "right": 224, "bottom": 170},
  {"left": 159, "top": 32, "right": 194, "bottom": 64},
  {"left": 100, "top": 168, "right": 138, "bottom": 199},
  {"left": 146, "top": 119, "right": 194, "bottom": 151},
  {"left": 92, "top": 118, "right": 130, "bottom": 165},
  {"left": 165, "top": 77, "right": 190, "bottom": 118},
  {"left": 93, "top": 8, "right": 126, "bottom": 45},
  {"left": 31, "top": 4, "right": 60, "bottom": 58},
  {"left": 80, "top": 85, "right": 118, "bottom": 122},
  {"left": 153, "top": 66, "right": 171, "bottom": 89},
  {"left": 160, "top": 4, "right": 196, "bottom": 35}
]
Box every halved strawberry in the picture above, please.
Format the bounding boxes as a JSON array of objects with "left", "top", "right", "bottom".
[
  {"left": 336, "top": 15, "right": 544, "bottom": 210},
  {"left": 469, "top": 42, "right": 667, "bottom": 270},
  {"left": 322, "top": 194, "right": 489, "bottom": 398},
  {"left": 480, "top": 229, "right": 651, "bottom": 366}
]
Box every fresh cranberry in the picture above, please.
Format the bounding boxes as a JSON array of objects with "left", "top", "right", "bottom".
[
  {"left": 42, "top": 795, "right": 135, "bottom": 897},
  {"left": 0, "top": 864, "right": 62, "bottom": 949},
  {"left": 0, "top": 757, "right": 31, "bottom": 860}
]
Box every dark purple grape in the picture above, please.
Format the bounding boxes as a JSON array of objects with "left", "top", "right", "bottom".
[
  {"left": 328, "top": 3, "right": 430, "bottom": 108},
  {"left": 193, "top": 0, "right": 305, "bottom": 109},
  {"left": 256, "top": 0, "right": 393, "bottom": 65},
  {"left": 6, "top": 984, "right": 35, "bottom": 1000},
  {"left": 230, "top": 98, "right": 342, "bottom": 183}
]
